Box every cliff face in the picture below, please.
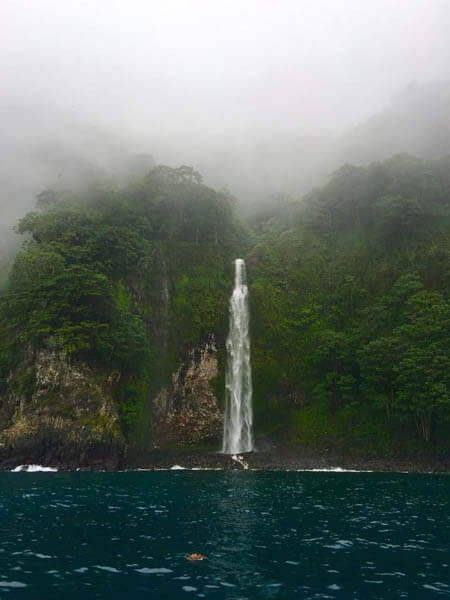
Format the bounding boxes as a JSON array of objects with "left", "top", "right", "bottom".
[
  {"left": 0, "top": 349, "right": 124, "bottom": 469},
  {"left": 152, "top": 335, "right": 222, "bottom": 447},
  {"left": 0, "top": 166, "right": 240, "bottom": 467},
  {"left": 0, "top": 336, "right": 224, "bottom": 468}
]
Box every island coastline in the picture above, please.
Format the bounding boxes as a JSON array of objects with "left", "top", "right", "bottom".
[{"left": 2, "top": 447, "right": 449, "bottom": 474}]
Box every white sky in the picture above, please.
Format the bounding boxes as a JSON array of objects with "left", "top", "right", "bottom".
[
  {"left": 0, "top": 0, "right": 449, "bottom": 222},
  {"left": 2, "top": 0, "right": 449, "bottom": 140}
]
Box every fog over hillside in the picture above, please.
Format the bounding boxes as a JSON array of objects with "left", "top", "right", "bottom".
[
  {"left": 335, "top": 80, "right": 450, "bottom": 166},
  {"left": 1, "top": 0, "right": 450, "bottom": 230}
]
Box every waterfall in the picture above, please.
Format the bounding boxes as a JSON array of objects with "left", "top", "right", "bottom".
[{"left": 222, "top": 258, "right": 253, "bottom": 454}]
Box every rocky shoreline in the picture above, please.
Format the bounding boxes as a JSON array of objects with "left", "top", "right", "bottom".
[
  {"left": 126, "top": 448, "right": 450, "bottom": 473},
  {"left": 1, "top": 446, "right": 449, "bottom": 473}
]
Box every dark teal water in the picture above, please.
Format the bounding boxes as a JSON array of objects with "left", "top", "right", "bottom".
[{"left": 0, "top": 471, "right": 449, "bottom": 599}]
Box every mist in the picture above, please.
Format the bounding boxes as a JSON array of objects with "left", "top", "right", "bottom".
[{"left": 1, "top": 0, "right": 450, "bottom": 230}]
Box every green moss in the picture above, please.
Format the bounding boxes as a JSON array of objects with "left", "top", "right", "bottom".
[
  {"left": 118, "top": 379, "right": 148, "bottom": 427},
  {"left": 9, "top": 367, "right": 36, "bottom": 399},
  {"left": 289, "top": 402, "right": 393, "bottom": 455}
]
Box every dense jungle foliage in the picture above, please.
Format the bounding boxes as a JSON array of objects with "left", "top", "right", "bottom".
[
  {"left": 0, "top": 154, "right": 449, "bottom": 453},
  {"left": 250, "top": 154, "right": 450, "bottom": 451},
  {"left": 0, "top": 165, "right": 243, "bottom": 429}
]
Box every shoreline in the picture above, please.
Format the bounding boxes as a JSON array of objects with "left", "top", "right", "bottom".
[
  {"left": 2, "top": 447, "right": 449, "bottom": 474},
  {"left": 125, "top": 448, "right": 450, "bottom": 474}
]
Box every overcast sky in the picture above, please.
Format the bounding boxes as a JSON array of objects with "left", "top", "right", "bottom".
[
  {"left": 3, "top": 0, "right": 449, "bottom": 137},
  {"left": 1, "top": 0, "right": 450, "bottom": 221}
]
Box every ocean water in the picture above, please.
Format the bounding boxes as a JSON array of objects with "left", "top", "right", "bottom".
[{"left": 0, "top": 471, "right": 449, "bottom": 599}]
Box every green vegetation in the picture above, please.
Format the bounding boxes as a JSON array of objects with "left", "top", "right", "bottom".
[
  {"left": 0, "top": 166, "right": 243, "bottom": 437},
  {"left": 0, "top": 154, "right": 449, "bottom": 454},
  {"left": 250, "top": 154, "right": 450, "bottom": 451}
]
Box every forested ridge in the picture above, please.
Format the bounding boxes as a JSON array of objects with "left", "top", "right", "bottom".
[
  {"left": 250, "top": 154, "right": 450, "bottom": 452},
  {"left": 0, "top": 165, "right": 242, "bottom": 436},
  {"left": 0, "top": 154, "right": 449, "bottom": 458}
]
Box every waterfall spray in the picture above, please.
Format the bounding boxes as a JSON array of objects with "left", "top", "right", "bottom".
[{"left": 222, "top": 258, "right": 253, "bottom": 454}]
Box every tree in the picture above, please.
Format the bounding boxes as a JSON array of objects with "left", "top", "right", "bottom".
[
  {"left": 393, "top": 291, "right": 450, "bottom": 441},
  {"left": 359, "top": 336, "right": 400, "bottom": 420}
]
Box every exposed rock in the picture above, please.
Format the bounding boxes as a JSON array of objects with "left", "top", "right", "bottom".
[
  {"left": 128, "top": 447, "right": 450, "bottom": 473},
  {"left": 153, "top": 335, "right": 222, "bottom": 446},
  {"left": 0, "top": 349, "right": 124, "bottom": 469}
]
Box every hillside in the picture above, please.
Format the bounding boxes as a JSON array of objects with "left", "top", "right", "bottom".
[
  {"left": 0, "top": 155, "right": 449, "bottom": 468},
  {"left": 334, "top": 81, "right": 450, "bottom": 166}
]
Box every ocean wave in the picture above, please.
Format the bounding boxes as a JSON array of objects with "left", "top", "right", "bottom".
[
  {"left": 296, "top": 467, "right": 373, "bottom": 473},
  {"left": 11, "top": 465, "right": 58, "bottom": 472}
]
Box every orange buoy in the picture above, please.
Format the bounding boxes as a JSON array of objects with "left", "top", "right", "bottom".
[{"left": 187, "top": 553, "right": 206, "bottom": 561}]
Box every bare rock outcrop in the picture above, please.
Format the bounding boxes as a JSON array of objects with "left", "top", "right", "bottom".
[
  {"left": 153, "top": 335, "right": 222, "bottom": 446},
  {"left": 0, "top": 349, "right": 124, "bottom": 469}
]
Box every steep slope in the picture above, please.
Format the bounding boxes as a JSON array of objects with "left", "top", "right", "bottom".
[
  {"left": 335, "top": 81, "right": 450, "bottom": 166},
  {"left": 0, "top": 166, "right": 245, "bottom": 466},
  {"left": 1, "top": 155, "right": 449, "bottom": 467}
]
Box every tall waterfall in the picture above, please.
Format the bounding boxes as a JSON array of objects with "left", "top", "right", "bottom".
[{"left": 222, "top": 258, "right": 253, "bottom": 454}]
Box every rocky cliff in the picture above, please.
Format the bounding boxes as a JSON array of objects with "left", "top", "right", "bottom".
[
  {"left": 0, "top": 336, "right": 224, "bottom": 468},
  {"left": 0, "top": 349, "right": 124, "bottom": 469},
  {"left": 152, "top": 335, "right": 222, "bottom": 447}
]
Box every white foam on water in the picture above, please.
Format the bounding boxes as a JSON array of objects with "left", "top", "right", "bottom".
[
  {"left": 11, "top": 465, "right": 58, "bottom": 472},
  {"left": 94, "top": 566, "right": 121, "bottom": 573},
  {"left": 296, "top": 467, "right": 373, "bottom": 473},
  {"left": 135, "top": 567, "right": 173, "bottom": 574},
  {"left": 190, "top": 467, "right": 224, "bottom": 471},
  {"left": 231, "top": 454, "right": 249, "bottom": 469},
  {"left": 152, "top": 467, "right": 225, "bottom": 471},
  {"left": 4, "top": 464, "right": 383, "bottom": 473},
  {"left": 0, "top": 581, "right": 28, "bottom": 588}
]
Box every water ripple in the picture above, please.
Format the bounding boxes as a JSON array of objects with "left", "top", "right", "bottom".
[{"left": 0, "top": 471, "right": 448, "bottom": 598}]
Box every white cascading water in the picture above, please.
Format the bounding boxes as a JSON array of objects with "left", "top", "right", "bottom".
[{"left": 222, "top": 258, "right": 253, "bottom": 454}]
